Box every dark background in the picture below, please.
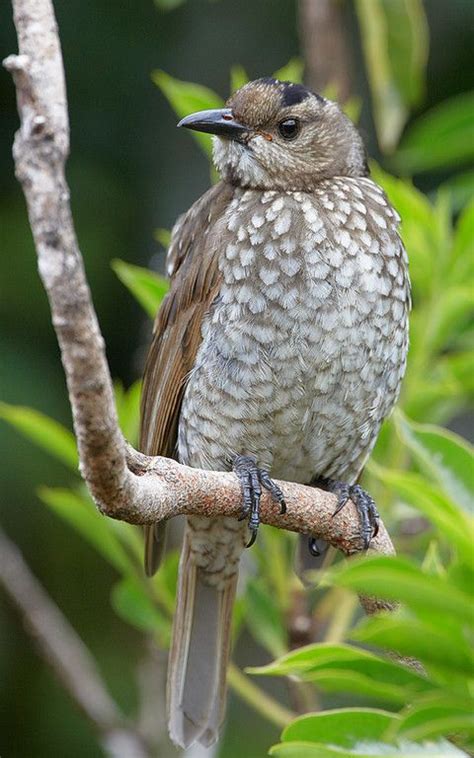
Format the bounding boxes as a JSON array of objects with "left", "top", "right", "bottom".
[{"left": 0, "top": 1, "right": 472, "bottom": 756}]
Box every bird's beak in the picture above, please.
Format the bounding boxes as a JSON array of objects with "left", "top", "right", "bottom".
[{"left": 177, "top": 108, "right": 248, "bottom": 140}]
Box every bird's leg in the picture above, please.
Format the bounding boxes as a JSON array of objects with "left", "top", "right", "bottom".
[
  {"left": 233, "top": 455, "right": 286, "bottom": 548},
  {"left": 317, "top": 477, "right": 380, "bottom": 550}
]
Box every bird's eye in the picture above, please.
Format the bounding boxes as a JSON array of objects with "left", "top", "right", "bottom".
[{"left": 278, "top": 118, "right": 300, "bottom": 140}]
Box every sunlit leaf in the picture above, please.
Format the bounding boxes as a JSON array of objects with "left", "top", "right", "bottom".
[
  {"left": 112, "top": 259, "right": 169, "bottom": 318},
  {"left": 0, "top": 402, "right": 78, "bottom": 471},
  {"left": 152, "top": 70, "right": 224, "bottom": 157}
]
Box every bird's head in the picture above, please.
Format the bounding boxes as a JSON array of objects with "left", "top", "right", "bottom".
[{"left": 178, "top": 77, "right": 368, "bottom": 191}]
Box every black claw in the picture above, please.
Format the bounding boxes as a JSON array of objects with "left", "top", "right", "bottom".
[
  {"left": 246, "top": 529, "right": 258, "bottom": 548},
  {"left": 233, "top": 455, "right": 286, "bottom": 548},
  {"left": 319, "top": 477, "right": 380, "bottom": 551}
]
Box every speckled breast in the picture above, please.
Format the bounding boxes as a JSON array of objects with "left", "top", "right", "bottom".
[{"left": 178, "top": 178, "right": 410, "bottom": 485}]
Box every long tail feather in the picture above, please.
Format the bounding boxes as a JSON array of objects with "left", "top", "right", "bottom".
[{"left": 167, "top": 529, "right": 237, "bottom": 748}]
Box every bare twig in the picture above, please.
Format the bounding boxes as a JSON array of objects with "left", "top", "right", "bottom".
[
  {"left": 0, "top": 528, "right": 149, "bottom": 758},
  {"left": 299, "top": 0, "right": 353, "bottom": 101},
  {"left": 4, "top": 0, "right": 395, "bottom": 618}
]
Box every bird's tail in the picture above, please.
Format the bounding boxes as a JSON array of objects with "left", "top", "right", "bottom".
[{"left": 167, "top": 522, "right": 240, "bottom": 748}]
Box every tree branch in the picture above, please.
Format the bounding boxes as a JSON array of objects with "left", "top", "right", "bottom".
[
  {"left": 0, "top": 528, "right": 150, "bottom": 758},
  {"left": 5, "top": 0, "right": 395, "bottom": 619}
]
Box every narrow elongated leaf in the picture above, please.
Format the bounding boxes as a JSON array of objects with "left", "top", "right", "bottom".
[
  {"left": 152, "top": 70, "right": 224, "bottom": 157},
  {"left": 0, "top": 402, "right": 78, "bottom": 470},
  {"left": 395, "top": 92, "right": 474, "bottom": 174},
  {"left": 112, "top": 259, "right": 169, "bottom": 318},
  {"left": 282, "top": 708, "right": 399, "bottom": 746},
  {"left": 244, "top": 578, "right": 287, "bottom": 658},
  {"left": 451, "top": 199, "right": 474, "bottom": 282},
  {"left": 38, "top": 487, "right": 135, "bottom": 574},
  {"left": 395, "top": 414, "right": 474, "bottom": 513},
  {"left": 355, "top": 0, "right": 407, "bottom": 151},
  {"left": 383, "top": 0, "right": 428, "bottom": 107}
]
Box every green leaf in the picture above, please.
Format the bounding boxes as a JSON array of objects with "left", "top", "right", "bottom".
[
  {"left": 352, "top": 610, "right": 474, "bottom": 678},
  {"left": 154, "top": 227, "right": 171, "bottom": 249},
  {"left": 273, "top": 58, "right": 304, "bottom": 85},
  {"left": 395, "top": 92, "right": 474, "bottom": 174},
  {"left": 270, "top": 739, "right": 468, "bottom": 757},
  {"left": 152, "top": 549, "right": 179, "bottom": 615},
  {"left": 371, "top": 167, "right": 437, "bottom": 297},
  {"left": 115, "top": 380, "right": 141, "bottom": 446},
  {"left": 0, "top": 402, "right": 78, "bottom": 471},
  {"left": 230, "top": 65, "right": 249, "bottom": 93},
  {"left": 111, "top": 576, "right": 170, "bottom": 643},
  {"left": 381, "top": 0, "right": 428, "bottom": 107},
  {"left": 327, "top": 556, "right": 473, "bottom": 627},
  {"left": 397, "top": 695, "right": 474, "bottom": 743},
  {"left": 370, "top": 467, "right": 473, "bottom": 563},
  {"left": 38, "top": 486, "right": 135, "bottom": 574},
  {"left": 440, "top": 171, "right": 474, "bottom": 214},
  {"left": 249, "top": 642, "right": 431, "bottom": 706},
  {"left": 451, "top": 198, "right": 474, "bottom": 283},
  {"left": 112, "top": 259, "right": 169, "bottom": 318},
  {"left": 152, "top": 70, "right": 224, "bottom": 157},
  {"left": 355, "top": 0, "right": 407, "bottom": 151},
  {"left": 282, "top": 708, "right": 399, "bottom": 746},
  {"left": 430, "top": 286, "right": 474, "bottom": 352},
  {"left": 395, "top": 414, "right": 474, "bottom": 513},
  {"left": 244, "top": 578, "right": 287, "bottom": 658}
]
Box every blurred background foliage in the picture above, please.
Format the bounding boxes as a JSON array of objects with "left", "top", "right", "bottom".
[{"left": 0, "top": 1, "right": 473, "bottom": 756}]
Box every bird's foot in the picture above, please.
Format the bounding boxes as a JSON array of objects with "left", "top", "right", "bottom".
[
  {"left": 318, "top": 477, "right": 379, "bottom": 550},
  {"left": 233, "top": 455, "right": 286, "bottom": 548}
]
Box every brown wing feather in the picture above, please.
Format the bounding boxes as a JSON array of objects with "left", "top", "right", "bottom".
[{"left": 140, "top": 181, "right": 234, "bottom": 575}]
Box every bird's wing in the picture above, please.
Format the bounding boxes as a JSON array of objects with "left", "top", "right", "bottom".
[
  {"left": 140, "top": 180, "right": 233, "bottom": 457},
  {"left": 140, "top": 180, "right": 233, "bottom": 574}
]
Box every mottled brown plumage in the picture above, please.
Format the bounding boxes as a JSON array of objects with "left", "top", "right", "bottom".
[{"left": 140, "top": 78, "right": 410, "bottom": 747}]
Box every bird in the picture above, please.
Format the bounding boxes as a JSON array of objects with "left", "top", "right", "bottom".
[{"left": 139, "top": 77, "right": 410, "bottom": 748}]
